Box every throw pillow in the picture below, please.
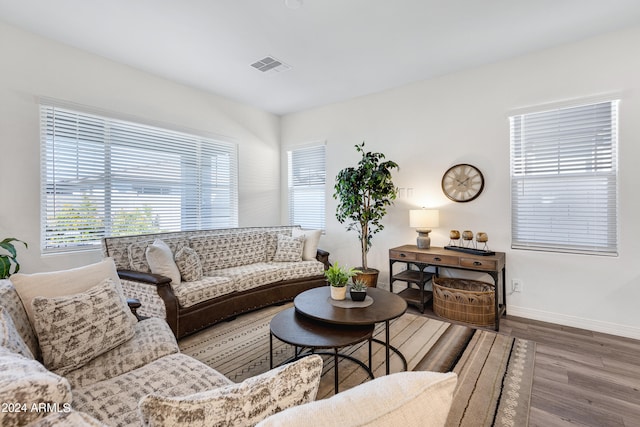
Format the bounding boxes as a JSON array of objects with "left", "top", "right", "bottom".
[
  {"left": 146, "top": 239, "right": 181, "bottom": 285},
  {"left": 0, "top": 347, "right": 72, "bottom": 427},
  {"left": 128, "top": 241, "right": 152, "bottom": 273},
  {"left": 272, "top": 234, "right": 304, "bottom": 262},
  {"left": 0, "top": 306, "right": 33, "bottom": 359},
  {"left": 256, "top": 371, "right": 458, "bottom": 427},
  {"left": 139, "top": 354, "right": 323, "bottom": 427},
  {"left": 174, "top": 247, "right": 203, "bottom": 282},
  {"left": 31, "top": 278, "right": 137, "bottom": 375},
  {"left": 291, "top": 229, "right": 322, "bottom": 261},
  {"left": 11, "top": 258, "right": 122, "bottom": 327}
]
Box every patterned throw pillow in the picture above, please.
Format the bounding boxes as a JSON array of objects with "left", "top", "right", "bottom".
[
  {"left": 272, "top": 235, "right": 305, "bottom": 262},
  {"left": 0, "top": 306, "right": 33, "bottom": 359},
  {"left": 174, "top": 247, "right": 203, "bottom": 282},
  {"left": 291, "top": 229, "right": 322, "bottom": 261},
  {"left": 146, "top": 239, "right": 182, "bottom": 285},
  {"left": 0, "top": 348, "right": 72, "bottom": 427},
  {"left": 31, "top": 278, "right": 138, "bottom": 375},
  {"left": 139, "top": 354, "right": 323, "bottom": 427}
]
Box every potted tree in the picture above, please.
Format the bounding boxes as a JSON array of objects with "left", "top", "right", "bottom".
[
  {"left": 1, "top": 238, "right": 27, "bottom": 279},
  {"left": 334, "top": 142, "right": 399, "bottom": 287}
]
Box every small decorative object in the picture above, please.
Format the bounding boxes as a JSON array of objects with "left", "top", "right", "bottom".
[
  {"left": 409, "top": 209, "right": 439, "bottom": 249},
  {"left": 462, "top": 230, "right": 474, "bottom": 247},
  {"left": 449, "top": 230, "right": 461, "bottom": 246},
  {"left": 349, "top": 279, "right": 368, "bottom": 302},
  {"left": 324, "top": 263, "right": 359, "bottom": 301},
  {"left": 0, "top": 237, "right": 27, "bottom": 279},
  {"left": 441, "top": 163, "right": 485, "bottom": 203},
  {"left": 476, "top": 232, "right": 489, "bottom": 250}
]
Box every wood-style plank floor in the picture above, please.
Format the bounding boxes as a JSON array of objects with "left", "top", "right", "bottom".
[
  {"left": 497, "top": 316, "right": 640, "bottom": 427},
  {"left": 408, "top": 305, "right": 640, "bottom": 426}
]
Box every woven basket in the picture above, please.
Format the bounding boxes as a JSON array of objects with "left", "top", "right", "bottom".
[{"left": 432, "top": 277, "right": 495, "bottom": 327}]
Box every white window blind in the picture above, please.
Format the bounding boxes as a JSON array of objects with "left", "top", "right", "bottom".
[
  {"left": 288, "top": 144, "right": 326, "bottom": 231},
  {"left": 40, "top": 104, "right": 238, "bottom": 253},
  {"left": 510, "top": 100, "right": 618, "bottom": 256}
]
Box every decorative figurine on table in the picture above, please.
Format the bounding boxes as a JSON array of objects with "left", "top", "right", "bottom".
[
  {"left": 462, "top": 230, "right": 474, "bottom": 247},
  {"left": 449, "top": 230, "right": 461, "bottom": 246},
  {"left": 476, "top": 232, "right": 489, "bottom": 251}
]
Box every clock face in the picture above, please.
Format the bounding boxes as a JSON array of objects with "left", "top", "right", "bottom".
[{"left": 441, "top": 164, "right": 484, "bottom": 202}]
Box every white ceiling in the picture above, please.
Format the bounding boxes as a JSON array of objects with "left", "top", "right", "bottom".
[{"left": 2, "top": 0, "right": 640, "bottom": 115}]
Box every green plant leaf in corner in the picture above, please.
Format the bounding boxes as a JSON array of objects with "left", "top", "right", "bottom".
[{"left": 0, "top": 238, "right": 27, "bottom": 279}]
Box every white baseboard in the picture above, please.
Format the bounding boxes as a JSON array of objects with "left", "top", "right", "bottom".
[{"left": 506, "top": 305, "right": 640, "bottom": 340}]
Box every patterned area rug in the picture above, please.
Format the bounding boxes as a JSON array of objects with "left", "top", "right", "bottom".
[{"left": 179, "top": 303, "right": 535, "bottom": 427}]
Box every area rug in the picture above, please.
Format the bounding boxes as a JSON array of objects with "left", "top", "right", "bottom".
[{"left": 179, "top": 304, "right": 535, "bottom": 427}]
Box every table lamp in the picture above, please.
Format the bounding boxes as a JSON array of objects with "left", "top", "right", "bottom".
[{"left": 409, "top": 209, "right": 440, "bottom": 249}]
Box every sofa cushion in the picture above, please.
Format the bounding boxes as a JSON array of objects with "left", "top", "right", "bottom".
[
  {"left": 146, "top": 239, "right": 182, "bottom": 285},
  {"left": 31, "top": 278, "right": 137, "bottom": 375},
  {"left": 64, "top": 317, "right": 179, "bottom": 389},
  {"left": 190, "top": 231, "right": 268, "bottom": 272},
  {"left": 139, "top": 355, "right": 323, "bottom": 427},
  {"left": 0, "top": 306, "right": 33, "bottom": 359},
  {"left": 73, "top": 353, "right": 233, "bottom": 427},
  {"left": 257, "top": 371, "right": 458, "bottom": 427},
  {"left": 171, "top": 276, "right": 235, "bottom": 308},
  {"left": 11, "top": 258, "right": 122, "bottom": 328},
  {"left": 0, "top": 279, "right": 38, "bottom": 358},
  {"left": 174, "top": 246, "right": 203, "bottom": 282},
  {"left": 29, "top": 411, "right": 108, "bottom": 427},
  {"left": 209, "top": 263, "right": 283, "bottom": 293},
  {"left": 272, "top": 234, "right": 305, "bottom": 262},
  {"left": 292, "top": 229, "right": 322, "bottom": 261},
  {"left": 0, "top": 348, "right": 72, "bottom": 427},
  {"left": 271, "top": 260, "right": 325, "bottom": 282}
]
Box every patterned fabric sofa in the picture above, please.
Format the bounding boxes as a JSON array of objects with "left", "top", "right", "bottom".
[{"left": 102, "top": 226, "right": 329, "bottom": 338}]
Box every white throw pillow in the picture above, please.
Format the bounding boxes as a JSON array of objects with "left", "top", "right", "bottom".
[
  {"left": 146, "top": 239, "right": 181, "bottom": 285},
  {"left": 139, "top": 354, "right": 323, "bottom": 427},
  {"left": 31, "top": 278, "right": 137, "bottom": 375},
  {"left": 257, "top": 371, "right": 458, "bottom": 427},
  {"left": 11, "top": 258, "right": 121, "bottom": 327},
  {"left": 292, "top": 229, "right": 322, "bottom": 261},
  {"left": 272, "top": 235, "right": 305, "bottom": 262}
]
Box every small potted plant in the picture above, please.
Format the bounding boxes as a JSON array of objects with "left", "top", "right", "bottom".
[
  {"left": 349, "top": 279, "right": 368, "bottom": 302},
  {"left": 1, "top": 238, "right": 27, "bottom": 279},
  {"left": 324, "top": 263, "right": 359, "bottom": 300}
]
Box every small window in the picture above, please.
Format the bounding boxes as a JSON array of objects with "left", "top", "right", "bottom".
[
  {"left": 509, "top": 100, "right": 618, "bottom": 255},
  {"left": 40, "top": 103, "right": 238, "bottom": 253},
  {"left": 287, "top": 144, "right": 326, "bottom": 230}
]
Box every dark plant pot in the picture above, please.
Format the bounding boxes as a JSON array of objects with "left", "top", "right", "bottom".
[
  {"left": 354, "top": 268, "right": 379, "bottom": 288},
  {"left": 350, "top": 290, "right": 367, "bottom": 301}
]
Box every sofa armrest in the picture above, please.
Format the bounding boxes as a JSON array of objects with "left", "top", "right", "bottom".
[
  {"left": 316, "top": 249, "right": 330, "bottom": 270},
  {"left": 126, "top": 298, "right": 146, "bottom": 321},
  {"left": 118, "top": 269, "right": 172, "bottom": 286}
]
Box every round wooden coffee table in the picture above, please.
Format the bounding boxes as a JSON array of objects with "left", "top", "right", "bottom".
[
  {"left": 270, "top": 307, "right": 374, "bottom": 393},
  {"left": 294, "top": 286, "right": 408, "bottom": 375}
]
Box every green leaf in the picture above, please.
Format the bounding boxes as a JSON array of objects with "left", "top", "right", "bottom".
[{"left": 0, "top": 256, "right": 11, "bottom": 279}]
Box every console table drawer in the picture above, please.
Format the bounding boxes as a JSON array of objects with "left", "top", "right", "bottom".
[
  {"left": 460, "top": 257, "right": 497, "bottom": 271},
  {"left": 417, "top": 253, "right": 458, "bottom": 266},
  {"left": 389, "top": 250, "right": 417, "bottom": 261}
]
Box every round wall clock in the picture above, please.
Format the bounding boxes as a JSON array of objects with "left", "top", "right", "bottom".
[{"left": 441, "top": 163, "right": 485, "bottom": 203}]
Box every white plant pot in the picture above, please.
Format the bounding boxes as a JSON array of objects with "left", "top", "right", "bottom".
[{"left": 330, "top": 286, "right": 347, "bottom": 300}]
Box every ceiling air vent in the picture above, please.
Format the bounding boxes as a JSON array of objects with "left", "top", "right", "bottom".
[{"left": 250, "top": 56, "right": 292, "bottom": 74}]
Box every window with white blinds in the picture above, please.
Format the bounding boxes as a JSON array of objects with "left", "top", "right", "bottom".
[
  {"left": 509, "top": 100, "right": 618, "bottom": 256},
  {"left": 40, "top": 104, "right": 238, "bottom": 253},
  {"left": 287, "top": 144, "right": 326, "bottom": 231}
]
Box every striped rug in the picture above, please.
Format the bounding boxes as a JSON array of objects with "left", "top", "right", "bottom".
[{"left": 179, "top": 303, "right": 535, "bottom": 427}]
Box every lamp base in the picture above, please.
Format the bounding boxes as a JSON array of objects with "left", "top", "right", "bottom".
[{"left": 416, "top": 229, "right": 432, "bottom": 249}]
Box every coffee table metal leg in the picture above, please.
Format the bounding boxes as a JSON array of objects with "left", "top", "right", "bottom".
[
  {"left": 334, "top": 348, "right": 339, "bottom": 393},
  {"left": 269, "top": 332, "right": 273, "bottom": 369}
]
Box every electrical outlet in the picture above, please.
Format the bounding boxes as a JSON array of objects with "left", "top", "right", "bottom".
[{"left": 511, "top": 279, "right": 523, "bottom": 293}]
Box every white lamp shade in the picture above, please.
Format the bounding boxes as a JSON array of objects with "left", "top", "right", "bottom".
[{"left": 409, "top": 209, "right": 440, "bottom": 229}]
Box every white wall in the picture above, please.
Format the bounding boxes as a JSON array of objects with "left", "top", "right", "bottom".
[
  {"left": 281, "top": 26, "right": 640, "bottom": 339},
  {"left": 0, "top": 22, "right": 282, "bottom": 273}
]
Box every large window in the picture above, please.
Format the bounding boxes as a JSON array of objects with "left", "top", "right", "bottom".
[
  {"left": 41, "top": 103, "right": 238, "bottom": 253},
  {"left": 509, "top": 100, "right": 618, "bottom": 256},
  {"left": 287, "top": 143, "right": 326, "bottom": 230}
]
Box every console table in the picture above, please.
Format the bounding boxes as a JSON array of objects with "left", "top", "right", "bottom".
[{"left": 389, "top": 245, "right": 506, "bottom": 330}]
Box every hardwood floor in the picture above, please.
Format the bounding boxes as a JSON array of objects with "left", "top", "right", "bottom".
[
  {"left": 498, "top": 316, "right": 640, "bottom": 427},
  {"left": 407, "top": 304, "right": 640, "bottom": 426}
]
